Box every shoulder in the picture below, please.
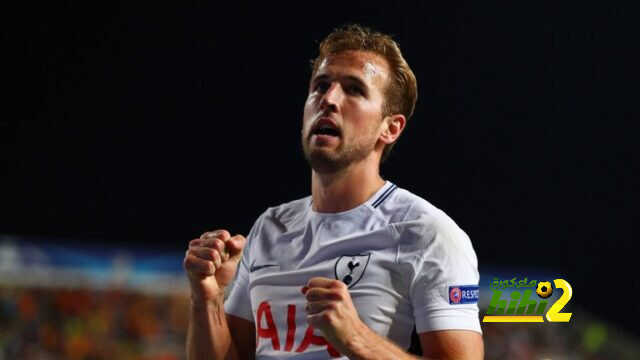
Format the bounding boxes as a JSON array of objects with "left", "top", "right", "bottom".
[
  {"left": 243, "top": 196, "right": 310, "bottom": 263},
  {"left": 252, "top": 196, "right": 311, "bottom": 234},
  {"left": 381, "top": 185, "right": 460, "bottom": 235},
  {"left": 383, "top": 185, "right": 477, "bottom": 267}
]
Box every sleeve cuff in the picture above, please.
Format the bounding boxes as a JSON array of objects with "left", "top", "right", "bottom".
[{"left": 415, "top": 308, "right": 482, "bottom": 335}]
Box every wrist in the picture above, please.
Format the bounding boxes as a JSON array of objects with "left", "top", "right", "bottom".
[
  {"left": 190, "top": 288, "right": 225, "bottom": 308},
  {"left": 341, "top": 321, "right": 373, "bottom": 359},
  {"left": 189, "top": 290, "right": 229, "bottom": 328}
]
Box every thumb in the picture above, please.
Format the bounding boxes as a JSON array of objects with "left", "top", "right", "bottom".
[{"left": 226, "top": 234, "right": 246, "bottom": 261}]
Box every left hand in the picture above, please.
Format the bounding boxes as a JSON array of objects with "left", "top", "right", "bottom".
[{"left": 301, "top": 277, "right": 367, "bottom": 353}]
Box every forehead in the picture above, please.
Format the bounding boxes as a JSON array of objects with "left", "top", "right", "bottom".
[{"left": 314, "top": 50, "right": 390, "bottom": 89}]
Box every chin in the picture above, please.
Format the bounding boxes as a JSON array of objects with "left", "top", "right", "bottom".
[{"left": 304, "top": 148, "right": 345, "bottom": 174}]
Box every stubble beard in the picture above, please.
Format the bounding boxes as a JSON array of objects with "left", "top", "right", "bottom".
[{"left": 301, "top": 132, "right": 377, "bottom": 174}]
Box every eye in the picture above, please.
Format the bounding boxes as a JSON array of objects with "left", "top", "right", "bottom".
[
  {"left": 346, "top": 84, "right": 364, "bottom": 95},
  {"left": 314, "top": 80, "right": 330, "bottom": 93}
]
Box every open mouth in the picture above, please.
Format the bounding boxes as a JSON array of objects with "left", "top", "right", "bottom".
[
  {"left": 311, "top": 118, "right": 341, "bottom": 138},
  {"left": 312, "top": 127, "right": 341, "bottom": 137}
]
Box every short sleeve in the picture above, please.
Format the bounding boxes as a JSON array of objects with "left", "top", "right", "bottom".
[
  {"left": 224, "top": 216, "right": 263, "bottom": 322},
  {"left": 410, "top": 215, "right": 482, "bottom": 334}
]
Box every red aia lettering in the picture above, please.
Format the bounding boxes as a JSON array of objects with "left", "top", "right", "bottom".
[
  {"left": 285, "top": 304, "right": 296, "bottom": 351},
  {"left": 296, "top": 325, "right": 340, "bottom": 357},
  {"left": 256, "top": 301, "right": 340, "bottom": 357},
  {"left": 256, "top": 301, "right": 280, "bottom": 350}
]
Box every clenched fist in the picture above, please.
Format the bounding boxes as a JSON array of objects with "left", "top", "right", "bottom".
[
  {"left": 183, "top": 229, "right": 246, "bottom": 303},
  {"left": 301, "top": 277, "right": 367, "bottom": 356}
]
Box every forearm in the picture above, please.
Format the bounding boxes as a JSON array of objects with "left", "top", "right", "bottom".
[
  {"left": 342, "top": 324, "right": 422, "bottom": 360},
  {"left": 187, "top": 294, "right": 236, "bottom": 360}
]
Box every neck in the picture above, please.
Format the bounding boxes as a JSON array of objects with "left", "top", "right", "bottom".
[{"left": 311, "top": 156, "right": 385, "bottom": 213}]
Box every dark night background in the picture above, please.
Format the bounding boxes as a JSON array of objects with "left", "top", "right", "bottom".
[{"left": 3, "top": 1, "right": 638, "bottom": 337}]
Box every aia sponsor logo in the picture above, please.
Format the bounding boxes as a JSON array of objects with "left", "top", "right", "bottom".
[{"left": 256, "top": 301, "right": 341, "bottom": 357}]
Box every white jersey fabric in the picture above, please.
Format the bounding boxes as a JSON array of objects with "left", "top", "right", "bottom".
[{"left": 225, "top": 181, "right": 481, "bottom": 359}]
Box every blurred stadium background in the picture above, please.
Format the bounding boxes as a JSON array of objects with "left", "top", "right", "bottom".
[{"left": 2, "top": 235, "right": 638, "bottom": 360}]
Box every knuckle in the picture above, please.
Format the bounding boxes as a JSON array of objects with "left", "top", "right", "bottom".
[
  {"left": 231, "top": 234, "right": 246, "bottom": 244},
  {"left": 202, "top": 230, "right": 222, "bottom": 239},
  {"left": 215, "top": 239, "right": 225, "bottom": 251},
  {"left": 183, "top": 257, "right": 199, "bottom": 273}
]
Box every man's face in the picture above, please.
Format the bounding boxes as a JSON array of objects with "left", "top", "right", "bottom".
[{"left": 301, "top": 50, "right": 390, "bottom": 173}]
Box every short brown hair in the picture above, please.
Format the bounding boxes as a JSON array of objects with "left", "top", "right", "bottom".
[{"left": 311, "top": 24, "right": 418, "bottom": 162}]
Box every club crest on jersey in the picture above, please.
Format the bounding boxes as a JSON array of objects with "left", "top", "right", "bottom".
[{"left": 334, "top": 254, "right": 370, "bottom": 288}]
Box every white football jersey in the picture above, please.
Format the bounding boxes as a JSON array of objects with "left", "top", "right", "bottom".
[{"left": 225, "top": 181, "right": 481, "bottom": 359}]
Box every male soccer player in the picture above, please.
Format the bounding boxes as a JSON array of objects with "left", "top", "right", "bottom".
[{"left": 184, "top": 25, "right": 484, "bottom": 359}]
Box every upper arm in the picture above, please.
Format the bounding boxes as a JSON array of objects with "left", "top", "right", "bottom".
[
  {"left": 407, "top": 215, "right": 483, "bottom": 359},
  {"left": 226, "top": 314, "right": 256, "bottom": 360},
  {"left": 223, "top": 215, "right": 263, "bottom": 359},
  {"left": 407, "top": 214, "right": 482, "bottom": 335},
  {"left": 224, "top": 260, "right": 256, "bottom": 360},
  {"left": 419, "top": 330, "right": 483, "bottom": 360}
]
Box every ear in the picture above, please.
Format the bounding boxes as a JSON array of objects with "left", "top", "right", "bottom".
[{"left": 379, "top": 114, "right": 406, "bottom": 145}]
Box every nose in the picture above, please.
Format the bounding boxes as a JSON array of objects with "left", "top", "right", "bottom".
[{"left": 320, "top": 82, "right": 344, "bottom": 112}]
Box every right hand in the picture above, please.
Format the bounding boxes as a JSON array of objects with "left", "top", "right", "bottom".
[{"left": 183, "top": 229, "right": 246, "bottom": 302}]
